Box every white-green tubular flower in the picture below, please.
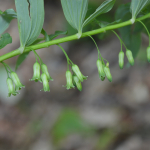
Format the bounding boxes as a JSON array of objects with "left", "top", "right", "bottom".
[
  {"left": 73, "top": 75, "right": 82, "bottom": 91},
  {"left": 147, "top": 46, "right": 150, "bottom": 63},
  {"left": 65, "top": 70, "right": 74, "bottom": 90},
  {"left": 41, "top": 73, "right": 50, "bottom": 92},
  {"left": 7, "top": 78, "right": 19, "bottom": 97},
  {"left": 118, "top": 51, "right": 124, "bottom": 69},
  {"left": 30, "top": 62, "right": 42, "bottom": 82},
  {"left": 72, "top": 64, "right": 87, "bottom": 82},
  {"left": 126, "top": 50, "right": 134, "bottom": 66},
  {"left": 96, "top": 59, "right": 105, "bottom": 81},
  {"left": 41, "top": 63, "right": 53, "bottom": 81},
  {"left": 104, "top": 66, "right": 112, "bottom": 82},
  {"left": 10, "top": 72, "right": 25, "bottom": 91}
]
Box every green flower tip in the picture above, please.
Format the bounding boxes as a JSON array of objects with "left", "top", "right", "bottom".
[
  {"left": 96, "top": 59, "right": 105, "bottom": 81},
  {"left": 41, "top": 73, "right": 50, "bottom": 92},
  {"left": 147, "top": 46, "right": 150, "bottom": 63},
  {"left": 101, "top": 76, "right": 105, "bottom": 81},
  {"left": 10, "top": 72, "right": 25, "bottom": 91},
  {"left": 7, "top": 78, "right": 19, "bottom": 97},
  {"left": 73, "top": 75, "right": 82, "bottom": 91},
  {"left": 104, "top": 66, "right": 112, "bottom": 82},
  {"left": 126, "top": 50, "right": 134, "bottom": 66},
  {"left": 30, "top": 62, "right": 42, "bottom": 82},
  {"left": 118, "top": 51, "right": 124, "bottom": 69},
  {"left": 41, "top": 64, "right": 53, "bottom": 81},
  {"left": 65, "top": 70, "right": 74, "bottom": 90},
  {"left": 72, "top": 64, "right": 88, "bottom": 82}
]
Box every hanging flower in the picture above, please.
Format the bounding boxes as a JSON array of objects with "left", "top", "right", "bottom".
[
  {"left": 104, "top": 63, "right": 112, "bottom": 82},
  {"left": 10, "top": 72, "right": 25, "bottom": 91},
  {"left": 41, "top": 73, "right": 50, "bottom": 92},
  {"left": 73, "top": 75, "right": 82, "bottom": 91},
  {"left": 65, "top": 70, "right": 74, "bottom": 90},
  {"left": 7, "top": 78, "right": 19, "bottom": 97},
  {"left": 147, "top": 46, "right": 150, "bottom": 62},
  {"left": 41, "top": 63, "right": 53, "bottom": 81},
  {"left": 30, "top": 62, "right": 42, "bottom": 82},
  {"left": 72, "top": 64, "right": 87, "bottom": 82},
  {"left": 96, "top": 59, "right": 105, "bottom": 81},
  {"left": 126, "top": 50, "right": 134, "bottom": 66}
]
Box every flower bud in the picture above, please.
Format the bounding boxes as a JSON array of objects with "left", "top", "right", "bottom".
[
  {"left": 72, "top": 65, "right": 87, "bottom": 82},
  {"left": 96, "top": 59, "right": 105, "bottom": 80},
  {"left": 118, "top": 51, "right": 124, "bottom": 69},
  {"left": 41, "top": 73, "right": 50, "bottom": 92},
  {"left": 73, "top": 75, "right": 82, "bottom": 91},
  {"left": 65, "top": 70, "right": 74, "bottom": 90},
  {"left": 7, "top": 78, "right": 19, "bottom": 97},
  {"left": 147, "top": 46, "right": 150, "bottom": 63},
  {"left": 41, "top": 64, "right": 53, "bottom": 81},
  {"left": 10, "top": 72, "right": 25, "bottom": 91},
  {"left": 104, "top": 66, "right": 112, "bottom": 82},
  {"left": 126, "top": 50, "right": 134, "bottom": 66},
  {"left": 30, "top": 62, "right": 41, "bottom": 82}
]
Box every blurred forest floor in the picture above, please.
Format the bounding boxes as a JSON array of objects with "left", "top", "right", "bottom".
[{"left": 0, "top": 0, "right": 150, "bottom": 150}]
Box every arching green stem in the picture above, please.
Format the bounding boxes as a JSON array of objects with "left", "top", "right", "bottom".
[
  {"left": 0, "top": 13, "right": 150, "bottom": 62},
  {"left": 57, "top": 44, "right": 73, "bottom": 70},
  {"left": 32, "top": 49, "right": 43, "bottom": 64},
  {"left": 1, "top": 62, "right": 10, "bottom": 77},
  {"left": 112, "top": 30, "right": 127, "bottom": 50},
  {"left": 137, "top": 20, "right": 150, "bottom": 46},
  {"left": 87, "top": 35, "right": 103, "bottom": 61}
]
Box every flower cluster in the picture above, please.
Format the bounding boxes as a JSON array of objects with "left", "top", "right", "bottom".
[
  {"left": 65, "top": 64, "right": 88, "bottom": 91},
  {"left": 7, "top": 71, "right": 25, "bottom": 97},
  {"left": 118, "top": 49, "right": 134, "bottom": 69},
  {"left": 97, "top": 59, "right": 112, "bottom": 82},
  {"left": 30, "top": 62, "right": 53, "bottom": 92}
]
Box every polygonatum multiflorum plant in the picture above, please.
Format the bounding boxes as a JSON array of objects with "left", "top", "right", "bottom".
[{"left": 0, "top": 0, "right": 150, "bottom": 97}]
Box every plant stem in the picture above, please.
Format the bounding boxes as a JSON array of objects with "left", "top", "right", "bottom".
[
  {"left": 3, "top": 63, "right": 13, "bottom": 72},
  {"left": 32, "top": 49, "right": 43, "bottom": 64},
  {"left": 0, "top": 13, "right": 150, "bottom": 62},
  {"left": 112, "top": 30, "right": 127, "bottom": 50},
  {"left": 32, "top": 50, "right": 38, "bottom": 62},
  {"left": 87, "top": 35, "right": 102, "bottom": 60},
  {"left": 137, "top": 20, "right": 150, "bottom": 46},
  {"left": 1, "top": 62, "right": 10, "bottom": 77},
  {"left": 57, "top": 44, "right": 71, "bottom": 70}
]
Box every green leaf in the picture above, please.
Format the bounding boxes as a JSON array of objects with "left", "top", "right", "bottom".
[
  {"left": 41, "top": 28, "right": 50, "bottom": 42},
  {"left": 130, "top": 0, "right": 150, "bottom": 23},
  {"left": 49, "top": 30, "right": 68, "bottom": 40},
  {"left": 61, "top": 0, "right": 88, "bottom": 38},
  {"left": 32, "top": 30, "right": 68, "bottom": 45},
  {"left": 15, "top": 0, "right": 45, "bottom": 53},
  {"left": 15, "top": 0, "right": 31, "bottom": 53},
  {"left": 115, "top": 3, "right": 131, "bottom": 21},
  {"left": 97, "top": 19, "right": 121, "bottom": 28},
  {"left": 0, "top": 9, "right": 17, "bottom": 34},
  {"left": 26, "top": 0, "right": 45, "bottom": 46},
  {"left": 83, "top": 0, "right": 116, "bottom": 27},
  {"left": 127, "top": 33, "right": 141, "bottom": 58},
  {"left": 30, "top": 38, "right": 44, "bottom": 45},
  {"left": 15, "top": 52, "right": 30, "bottom": 71},
  {"left": 0, "top": 33, "right": 12, "bottom": 49}
]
